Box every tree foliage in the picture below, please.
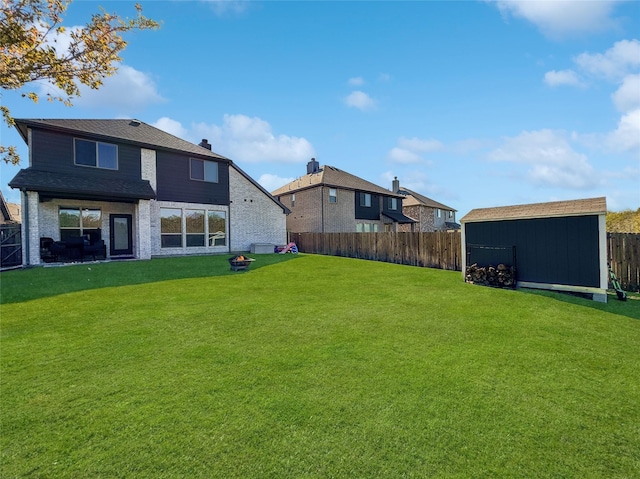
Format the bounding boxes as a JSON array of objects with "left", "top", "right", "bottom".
[
  {"left": 607, "top": 208, "right": 640, "bottom": 233},
  {"left": 0, "top": 0, "right": 159, "bottom": 164}
]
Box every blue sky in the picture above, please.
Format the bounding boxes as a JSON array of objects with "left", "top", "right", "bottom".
[{"left": 2, "top": 0, "right": 639, "bottom": 218}]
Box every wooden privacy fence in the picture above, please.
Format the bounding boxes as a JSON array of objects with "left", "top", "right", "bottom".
[
  {"left": 608, "top": 233, "right": 640, "bottom": 292},
  {"left": 291, "top": 232, "right": 640, "bottom": 292},
  {"left": 290, "top": 232, "right": 462, "bottom": 271}
]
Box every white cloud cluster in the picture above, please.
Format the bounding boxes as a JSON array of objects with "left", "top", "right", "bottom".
[
  {"left": 344, "top": 91, "right": 376, "bottom": 111},
  {"left": 488, "top": 129, "right": 601, "bottom": 189},
  {"left": 543, "top": 40, "right": 640, "bottom": 156},
  {"left": 258, "top": 173, "right": 295, "bottom": 193},
  {"left": 153, "top": 114, "right": 315, "bottom": 164},
  {"left": 386, "top": 136, "right": 442, "bottom": 164},
  {"left": 543, "top": 69, "right": 583, "bottom": 87},
  {"left": 490, "top": 0, "right": 623, "bottom": 38}
]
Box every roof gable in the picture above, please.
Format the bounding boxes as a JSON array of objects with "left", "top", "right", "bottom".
[
  {"left": 399, "top": 187, "right": 456, "bottom": 211},
  {"left": 271, "top": 165, "right": 403, "bottom": 198},
  {"left": 461, "top": 197, "right": 607, "bottom": 223}
]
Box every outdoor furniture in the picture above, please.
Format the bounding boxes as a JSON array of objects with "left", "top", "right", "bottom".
[{"left": 40, "top": 231, "right": 106, "bottom": 263}]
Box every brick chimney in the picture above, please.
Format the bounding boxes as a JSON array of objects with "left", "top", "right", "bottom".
[
  {"left": 198, "top": 139, "right": 212, "bottom": 150},
  {"left": 392, "top": 176, "right": 400, "bottom": 193},
  {"left": 307, "top": 158, "right": 320, "bottom": 174}
]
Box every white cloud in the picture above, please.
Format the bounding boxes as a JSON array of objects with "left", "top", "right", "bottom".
[
  {"left": 398, "top": 137, "right": 443, "bottom": 153},
  {"left": 192, "top": 114, "right": 315, "bottom": 163},
  {"left": 490, "top": 0, "right": 622, "bottom": 38},
  {"left": 39, "top": 64, "right": 165, "bottom": 112},
  {"left": 544, "top": 69, "right": 583, "bottom": 87},
  {"left": 488, "top": 129, "right": 601, "bottom": 189},
  {"left": 344, "top": 91, "right": 376, "bottom": 111},
  {"left": 378, "top": 73, "right": 391, "bottom": 82},
  {"left": 259, "top": 173, "right": 295, "bottom": 193},
  {"left": 348, "top": 77, "right": 365, "bottom": 86},
  {"left": 612, "top": 74, "right": 640, "bottom": 112},
  {"left": 574, "top": 39, "right": 640, "bottom": 80},
  {"left": 152, "top": 117, "right": 188, "bottom": 139},
  {"left": 386, "top": 147, "right": 424, "bottom": 164},
  {"left": 606, "top": 109, "right": 640, "bottom": 153},
  {"left": 205, "top": 0, "right": 250, "bottom": 15}
]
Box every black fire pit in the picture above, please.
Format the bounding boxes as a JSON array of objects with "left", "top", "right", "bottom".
[{"left": 228, "top": 255, "right": 255, "bottom": 272}]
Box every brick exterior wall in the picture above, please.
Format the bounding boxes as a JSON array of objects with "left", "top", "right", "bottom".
[
  {"left": 280, "top": 186, "right": 357, "bottom": 233},
  {"left": 397, "top": 205, "right": 454, "bottom": 232},
  {"left": 229, "top": 167, "right": 286, "bottom": 251}
]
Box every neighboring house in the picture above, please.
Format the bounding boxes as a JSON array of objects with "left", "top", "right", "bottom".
[
  {"left": 0, "top": 191, "right": 21, "bottom": 224},
  {"left": 8, "top": 119, "right": 287, "bottom": 266},
  {"left": 392, "top": 177, "right": 459, "bottom": 232},
  {"left": 272, "top": 159, "right": 415, "bottom": 233}
]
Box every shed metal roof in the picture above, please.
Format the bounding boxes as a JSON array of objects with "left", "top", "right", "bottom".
[{"left": 461, "top": 197, "right": 606, "bottom": 223}]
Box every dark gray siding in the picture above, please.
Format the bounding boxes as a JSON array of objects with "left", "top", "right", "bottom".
[
  {"left": 156, "top": 151, "right": 229, "bottom": 205},
  {"left": 31, "top": 128, "right": 142, "bottom": 180},
  {"left": 465, "top": 215, "right": 600, "bottom": 288},
  {"left": 355, "top": 191, "right": 380, "bottom": 220}
]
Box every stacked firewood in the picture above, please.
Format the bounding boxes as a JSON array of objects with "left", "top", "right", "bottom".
[{"left": 465, "top": 263, "right": 516, "bottom": 289}]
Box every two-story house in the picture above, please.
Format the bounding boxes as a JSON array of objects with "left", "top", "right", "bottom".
[
  {"left": 271, "top": 159, "right": 415, "bottom": 233},
  {"left": 391, "top": 178, "right": 460, "bottom": 232},
  {"left": 8, "top": 119, "right": 287, "bottom": 266}
]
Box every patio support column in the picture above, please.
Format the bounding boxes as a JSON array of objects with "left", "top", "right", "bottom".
[{"left": 25, "top": 190, "right": 40, "bottom": 266}]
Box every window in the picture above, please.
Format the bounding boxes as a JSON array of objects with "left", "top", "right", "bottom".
[
  {"left": 161, "top": 208, "right": 227, "bottom": 248},
  {"left": 74, "top": 139, "right": 118, "bottom": 169},
  {"left": 356, "top": 223, "right": 363, "bottom": 233},
  {"left": 388, "top": 198, "right": 398, "bottom": 210},
  {"left": 329, "top": 188, "right": 337, "bottom": 203},
  {"left": 208, "top": 211, "right": 226, "bottom": 246},
  {"left": 59, "top": 207, "right": 101, "bottom": 240},
  {"left": 190, "top": 158, "right": 219, "bottom": 182},
  {"left": 161, "top": 208, "right": 182, "bottom": 247},
  {"left": 437, "top": 209, "right": 442, "bottom": 218},
  {"left": 186, "top": 209, "right": 205, "bottom": 247},
  {"left": 291, "top": 193, "right": 295, "bottom": 207},
  {"left": 448, "top": 211, "right": 454, "bottom": 219},
  {"left": 360, "top": 192, "right": 371, "bottom": 207}
]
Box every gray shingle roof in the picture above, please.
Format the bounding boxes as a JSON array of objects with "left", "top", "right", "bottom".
[
  {"left": 14, "top": 119, "right": 229, "bottom": 160},
  {"left": 9, "top": 169, "right": 156, "bottom": 201},
  {"left": 397, "top": 187, "right": 456, "bottom": 211},
  {"left": 271, "top": 165, "right": 404, "bottom": 198},
  {"left": 461, "top": 197, "right": 607, "bottom": 223}
]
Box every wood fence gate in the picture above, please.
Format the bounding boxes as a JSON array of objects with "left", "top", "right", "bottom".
[{"left": 1, "top": 224, "right": 22, "bottom": 269}]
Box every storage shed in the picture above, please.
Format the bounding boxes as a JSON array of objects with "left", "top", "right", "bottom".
[{"left": 461, "top": 197, "right": 608, "bottom": 302}]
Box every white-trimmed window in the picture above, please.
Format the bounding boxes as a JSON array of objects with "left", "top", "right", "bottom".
[
  {"left": 437, "top": 209, "right": 442, "bottom": 218},
  {"left": 291, "top": 193, "right": 296, "bottom": 207},
  {"left": 329, "top": 188, "right": 337, "bottom": 203},
  {"left": 388, "top": 198, "right": 398, "bottom": 210},
  {"left": 360, "top": 193, "right": 371, "bottom": 207},
  {"left": 190, "top": 158, "right": 219, "bottom": 183},
  {"left": 74, "top": 139, "right": 117, "bottom": 170}
]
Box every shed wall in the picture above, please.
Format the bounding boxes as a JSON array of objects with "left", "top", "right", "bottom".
[{"left": 464, "top": 215, "right": 600, "bottom": 288}]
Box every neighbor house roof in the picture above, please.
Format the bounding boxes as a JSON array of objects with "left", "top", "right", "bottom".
[
  {"left": 271, "top": 165, "right": 404, "bottom": 198},
  {"left": 461, "top": 197, "right": 607, "bottom": 223},
  {"left": 14, "top": 118, "right": 229, "bottom": 161},
  {"left": 397, "top": 187, "right": 457, "bottom": 211},
  {"left": 0, "top": 190, "right": 20, "bottom": 223}
]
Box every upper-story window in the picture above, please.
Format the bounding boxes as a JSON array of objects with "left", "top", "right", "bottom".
[
  {"left": 291, "top": 193, "right": 296, "bottom": 207},
  {"left": 190, "top": 158, "right": 218, "bottom": 183},
  {"left": 74, "top": 139, "right": 118, "bottom": 170},
  {"left": 329, "top": 188, "right": 337, "bottom": 203},
  {"left": 437, "top": 208, "right": 442, "bottom": 218},
  {"left": 388, "top": 197, "right": 398, "bottom": 210},
  {"left": 360, "top": 192, "right": 371, "bottom": 207}
]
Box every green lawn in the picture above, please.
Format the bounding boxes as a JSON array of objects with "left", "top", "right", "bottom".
[{"left": 2, "top": 254, "right": 639, "bottom": 478}]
